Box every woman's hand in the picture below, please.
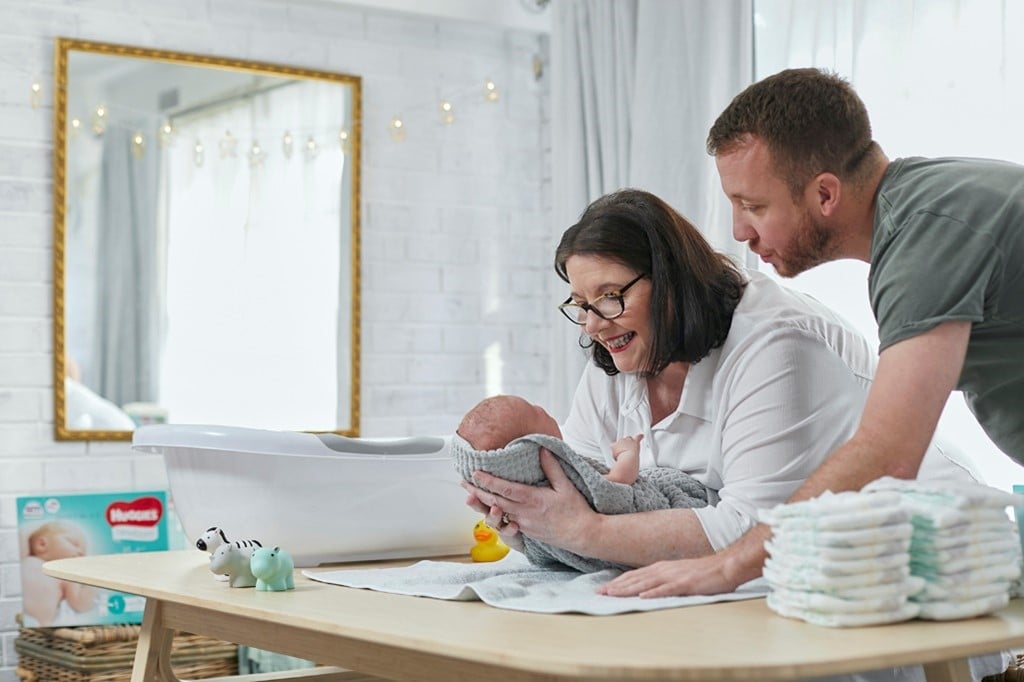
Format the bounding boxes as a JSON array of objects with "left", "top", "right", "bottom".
[
  {"left": 459, "top": 448, "right": 597, "bottom": 554},
  {"left": 597, "top": 554, "right": 736, "bottom": 598}
]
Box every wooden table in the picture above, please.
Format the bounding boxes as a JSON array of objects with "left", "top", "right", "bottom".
[{"left": 45, "top": 550, "right": 1023, "bottom": 681}]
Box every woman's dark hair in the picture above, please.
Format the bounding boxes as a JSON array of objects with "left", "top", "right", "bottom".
[{"left": 554, "top": 188, "right": 745, "bottom": 377}]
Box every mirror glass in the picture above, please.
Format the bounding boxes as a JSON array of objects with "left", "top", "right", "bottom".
[{"left": 54, "top": 38, "right": 361, "bottom": 440}]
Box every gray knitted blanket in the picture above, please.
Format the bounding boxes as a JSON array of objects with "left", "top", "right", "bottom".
[{"left": 451, "top": 433, "right": 708, "bottom": 573}]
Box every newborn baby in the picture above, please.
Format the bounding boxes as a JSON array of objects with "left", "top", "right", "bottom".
[{"left": 452, "top": 395, "right": 708, "bottom": 572}]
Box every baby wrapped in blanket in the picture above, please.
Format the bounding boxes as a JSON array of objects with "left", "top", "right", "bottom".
[{"left": 452, "top": 395, "right": 708, "bottom": 573}]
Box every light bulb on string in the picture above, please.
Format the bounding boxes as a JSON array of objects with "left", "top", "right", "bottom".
[
  {"left": 92, "top": 105, "right": 107, "bottom": 136},
  {"left": 69, "top": 117, "right": 81, "bottom": 141},
  {"left": 219, "top": 129, "right": 237, "bottom": 158},
  {"left": 131, "top": 131, "right": 145, "bottom": 159},
  {"left": 193, "top": 140, "right": 204, "bottom": 167},
  {"left": 282, "top": 130, "right": 294, "bottom": 159},
  {"left": 439, "top": 100, "right": 455, "bottom": 125},
  {"left": 338, "top": 128, "right": 350, "bottom": 153},
  {"left": 483, "top": 79, "right": 499, "bottom": 102},
  {"left": 304, "top": 136, "right": 319, "bottom": 161},
  {"left": 389, "top": 116, "right": 406, "bottom": 142},
  {"left": 30, "top": 80, "right": 41, "bottom": 109},
  {"left": 249, "top": 140, "right": 266, "bottom": 167},
  {"left": 158, "top": 121, "right": 175, "bottom": 147}
]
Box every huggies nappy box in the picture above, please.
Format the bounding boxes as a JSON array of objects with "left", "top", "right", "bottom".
[{"left": 17, "top": 491, "right": 169, "bottom": 627}]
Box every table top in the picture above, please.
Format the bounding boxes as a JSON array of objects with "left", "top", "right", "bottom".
[{"left": 46, "top": 550, "right": 1024, "bottom": 681}]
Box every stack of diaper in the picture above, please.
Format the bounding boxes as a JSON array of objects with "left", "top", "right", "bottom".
[
  {"left": 862, "top": 477, "right": 1022, "bottom": 620},
  {"left": 760, "top": 490, "right": 923, "bottom": 627}
]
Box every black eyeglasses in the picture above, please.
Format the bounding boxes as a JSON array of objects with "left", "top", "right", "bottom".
[{"left": 558, "top": 273, "right": 646, "bottom": 325}]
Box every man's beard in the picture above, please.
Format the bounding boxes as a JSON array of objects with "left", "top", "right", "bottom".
[{"left": 774, "top": 212, "right": 839, "bottom": 278}]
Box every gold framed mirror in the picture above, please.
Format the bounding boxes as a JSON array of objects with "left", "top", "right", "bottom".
[{"left": 53, "top": 38, "right": 361, "bottom": 441}]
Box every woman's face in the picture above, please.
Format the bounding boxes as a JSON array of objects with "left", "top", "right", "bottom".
[{"left": 564, "top": 255, "right": 651, "bottom": 374}]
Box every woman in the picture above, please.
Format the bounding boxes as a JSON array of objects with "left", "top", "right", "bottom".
[
  {"left": 461, "top": 189, "right": 1009, "bottom": 681},
  {"left": 462, "top": 188, "right": 978, "bottom": 568}
]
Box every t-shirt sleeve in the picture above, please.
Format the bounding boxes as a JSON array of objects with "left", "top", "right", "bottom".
[
  {"left": 692, "top": 327, "right": 871, "bottom": 550},
  {"left": 871, "top": 213, "right": 998, "bottom": 351}
]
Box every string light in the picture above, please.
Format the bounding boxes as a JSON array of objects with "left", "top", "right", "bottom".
[
  {"left": 219, "top": 129, "right": 237, "bottom": 158},
  {"left": 389, "top": 116, "right": 405, "bottom": 142},
  {"left": 304, "top": 135, "right": 319, "bottom": 160},
  {"left": 91, "top": 105, "right": 107, "bottom": 135},
  {"left": 51, "top": 71, "right": 511, "bottom": 160},
  {"left": 131, "top": 130, "right": 145, "bottom": 159},
  {"left": 30, "top": 80, "right": 42, "bottom": 109},
  {"left": 158, "top": 121, "right": 175, "bottom": 147},
  {"left": 249, "top": 140, "right": 265, "bottom": 167},
  {"left": 483, "top": 79, "right": 499, "bottom": 102},
  {"left": 439, "top": 100, "right": 455, "bottom": 125}
]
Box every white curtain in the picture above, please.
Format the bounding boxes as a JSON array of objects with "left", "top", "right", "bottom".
[
  {"left": 547, "top": 0, "right": 753, "bottom": 420},
  {"left": 93, "top": 122, "right": 162, "bottom": 407},
  {"left": 753, "top": 0, "right": 1024, "bottom": 489}
]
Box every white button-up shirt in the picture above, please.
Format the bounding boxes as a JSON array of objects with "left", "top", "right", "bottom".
[{"left": 561, "top": 270, "right": 976, "bottom": 550}]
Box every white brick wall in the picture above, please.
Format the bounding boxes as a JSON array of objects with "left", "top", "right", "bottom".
[{"left": 0, "top": 0, "right": 550, "bottom": 677}]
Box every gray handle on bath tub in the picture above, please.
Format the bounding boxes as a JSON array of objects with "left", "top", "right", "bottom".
[{"left": 316, "top": 434, "right": 447, "bottom": 456}]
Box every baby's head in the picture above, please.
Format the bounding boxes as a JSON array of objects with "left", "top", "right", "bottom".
[
  {"left": 28, "top": 522, "right": 88, "bottom": 560},
  {"left": 457, "top": 395, "right": 561, "bottom": 450}
]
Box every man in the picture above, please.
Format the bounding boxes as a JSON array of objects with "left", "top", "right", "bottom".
[{"left": 599, "top": 67, "right": 1024, "bottom": 597}]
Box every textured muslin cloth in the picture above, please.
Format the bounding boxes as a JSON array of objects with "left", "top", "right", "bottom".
[
  {"left": 304, "top": 552, "right": 768, "bottom": 615},
  {"left": 450, "top": 433, "right": 708, "bottom": 572}
]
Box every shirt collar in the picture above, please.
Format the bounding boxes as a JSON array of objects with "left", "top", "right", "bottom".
[{"left": 677, "top": 347, "right": 719, "bottom": 422}]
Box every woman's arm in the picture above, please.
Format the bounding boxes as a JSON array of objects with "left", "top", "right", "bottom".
[{"left": 465, "top": 451, "right": 715, "bottom": 567}]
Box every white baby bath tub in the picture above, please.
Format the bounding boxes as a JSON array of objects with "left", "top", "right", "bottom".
[{"left": 133, "top": 424, "right": 481, "bottom": 567}]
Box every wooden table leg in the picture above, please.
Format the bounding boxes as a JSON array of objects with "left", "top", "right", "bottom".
[
  {"left": 922, "top": 656, "right": 972, "bottom": 682},
  {"left": 132, "top": 598, "right": 179, "bottom": 682}
]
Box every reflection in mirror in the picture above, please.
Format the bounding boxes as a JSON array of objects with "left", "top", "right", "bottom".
[{"left": 54, "top": 38, "right": 361, "bottom": 440}]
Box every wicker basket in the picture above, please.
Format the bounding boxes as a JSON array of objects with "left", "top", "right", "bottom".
[{"left": 14, "top": 624, "right": 237, "bottom": 682}]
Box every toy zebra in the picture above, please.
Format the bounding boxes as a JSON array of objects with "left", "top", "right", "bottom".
[{"left": 195, "top": 526, "right": 262, "bottom": 554}]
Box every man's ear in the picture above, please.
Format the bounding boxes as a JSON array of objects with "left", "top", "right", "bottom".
[{"left": 814, "top": 173, "right": 842, "bottom": 217}]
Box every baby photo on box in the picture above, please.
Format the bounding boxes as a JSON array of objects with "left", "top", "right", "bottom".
[{"left": 18, "top": 491, "right": 169, "bottom": 627}]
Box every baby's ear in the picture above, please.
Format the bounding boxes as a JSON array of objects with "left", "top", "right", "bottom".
[{"left": 32, "top": 536, "right": 49, "bottom": 554}]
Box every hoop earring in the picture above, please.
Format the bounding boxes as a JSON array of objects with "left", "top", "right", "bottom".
[{"left": 578, "top": 333, "right": 594, "bottom": 349}]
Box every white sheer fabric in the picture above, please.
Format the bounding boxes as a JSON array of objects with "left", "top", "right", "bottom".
[
  {"left": 160, "top": 83, "right": 348, "bottom": 429},
  {"left": 752, "top": 0, "right": 1024, "bottom": 490},
  {"left": 548, "top": 0, "right": 753, "bottom": 419}
]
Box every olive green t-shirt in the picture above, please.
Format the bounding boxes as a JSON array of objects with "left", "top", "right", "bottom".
[{"left": 869, "top": 156, "right": 1024, "bottom": 462}]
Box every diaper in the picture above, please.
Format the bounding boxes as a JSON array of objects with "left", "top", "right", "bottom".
[
  {"left": 914, "top": 579, "right": 1012, "bottom": 603},
  {"left": 761, "top": 505, "right": 909, "bottom": 532},
  {"left": 911, "top": 525, "right": 1018, "bottom": 552},
  {"left": 769, "top": 586, "right": 917, "bottom": 614},
  {"left": 765, "top": 536, "right": 911, "bottom": 561},
  {"left": 762, "top": 490, "right": 904, "bottom": 519},
  {"left": 766, "top": 592, "right": 921, "bottom": 627},
  {"left": 766, "top": 550, "right": 909, "bottom": 577},
  {"left": 763, "top": 562, "right": 910, "bottom": 591},
  {"left": 863, "top": 477, "right": 1024, "bottom": 509},
  {"left": 770, "top": 522, "right": 914, "bottom": 548},
  {"left": 917, "top": 592, "right": 1010, "bottom": 620}
]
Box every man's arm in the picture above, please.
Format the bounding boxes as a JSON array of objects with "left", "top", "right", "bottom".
[{"left": 600, "top": 320, "right": 972, "bottom": 597}]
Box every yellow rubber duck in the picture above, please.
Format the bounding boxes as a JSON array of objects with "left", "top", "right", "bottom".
[{"left": 470, "top": 519, "right": 510, "bottom": 562}]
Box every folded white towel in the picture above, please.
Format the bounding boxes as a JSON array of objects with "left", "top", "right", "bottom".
[{"left": 303, "top": 552, "right": 767, "bottom": 615}]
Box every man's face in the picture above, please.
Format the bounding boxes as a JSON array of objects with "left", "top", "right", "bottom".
[{"left": 715, "top": 136, "right": 838, "bottom": 277}]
